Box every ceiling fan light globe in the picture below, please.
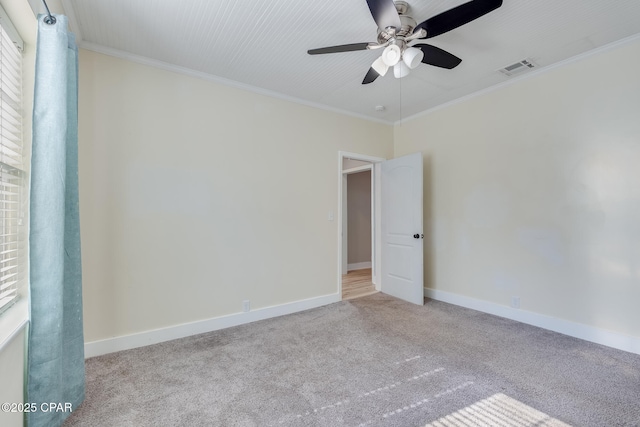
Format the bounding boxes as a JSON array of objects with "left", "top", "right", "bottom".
[
  {"left": 372, "top": 56, "right": 389, "bottom": 77},
  {"left": 382, "top": 45, "right": 401, "bottom": 67},
  {"left": 394, "top": 62, "right": 410, "bottom": 78},
  {"left": 403, "top": 47, "right": 424, "bottom": 69}
]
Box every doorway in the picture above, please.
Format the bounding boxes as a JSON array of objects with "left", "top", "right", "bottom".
[
  {"left": 338, "top": 152, "right": 384, "bottom": 300},
  {"left": 343, "top": 169, "right": 375, "bottom": 300},
  {"left": 338, "top": 151, "right": 425, "bottom": 305}
]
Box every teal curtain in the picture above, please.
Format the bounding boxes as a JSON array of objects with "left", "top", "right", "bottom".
[{"left": 27, "top": 14, "right": 84, "bottom": 427}]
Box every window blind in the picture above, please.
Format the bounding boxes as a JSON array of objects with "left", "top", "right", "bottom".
[{"left": 0, "top": 17, "right": 25, "bottom": 315}]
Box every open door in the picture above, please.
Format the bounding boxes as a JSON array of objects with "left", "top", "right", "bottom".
[{"left": 380, "top": 153, "right": 423, "bottom": 305}]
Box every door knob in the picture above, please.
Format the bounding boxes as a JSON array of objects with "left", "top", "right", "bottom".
[{"left": 413, "top": 234, "right": 420, "bottom": 239}]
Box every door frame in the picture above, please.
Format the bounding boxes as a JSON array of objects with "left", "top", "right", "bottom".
[{"left": 337, "top": 151, "right": 385, "bottom": 299}]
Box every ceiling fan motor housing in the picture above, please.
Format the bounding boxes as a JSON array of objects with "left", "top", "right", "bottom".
[{"left": 377, "top": 8, "right": 417, "bottom": 44}]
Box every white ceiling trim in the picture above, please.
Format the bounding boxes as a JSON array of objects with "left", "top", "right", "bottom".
[
  {"left": 397, "top": 31, "right": 640, "bottom": 126},
  {"left": 78, "top": 40, "right": 393, "bottom": 126},
  {"left": 78, "top": 30, "right": 640, "bottom": 128}
]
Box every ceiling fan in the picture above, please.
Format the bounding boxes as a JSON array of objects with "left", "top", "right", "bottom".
[{"left": 308, "top": 0, "right": 503, "bottom": 84}]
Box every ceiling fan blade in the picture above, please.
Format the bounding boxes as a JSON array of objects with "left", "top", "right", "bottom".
[
  {"left": 366, "top": 0, "right": 402, "bottom": 30},
  {"left": 308, "top": 43, "right": 374, "bottom": 55},
  {"left": 362, "top": 67, "right": 380, "bottom": 84},
  {"left": 414, "top": 0, "right": 502, "bottom": 39},
  {"left": 414, "top": 44, "right": 462, "bottom": 69}
]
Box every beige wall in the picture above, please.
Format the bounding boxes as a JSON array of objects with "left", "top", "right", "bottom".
[
  {"left": 347, "top": 170, "right": 372, "bottom": 265},
  {"left": 78, "top": 50, "right": 393, "bottom": 342},
  {"left": 395, "top": 38, "right": 640, "bottom": 339}
]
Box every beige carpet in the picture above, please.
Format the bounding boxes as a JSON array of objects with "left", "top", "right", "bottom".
[{"left": 64, "top": 294, "right": 640, "bottom": 426}]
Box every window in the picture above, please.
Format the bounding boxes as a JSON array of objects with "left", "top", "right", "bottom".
[{"left": 0, "top": 8, "right": 25, "bottom": 315}]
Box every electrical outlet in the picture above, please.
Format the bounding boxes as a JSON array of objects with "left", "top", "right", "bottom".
[
  {"left": 511, "top": 296, "right": 521, "bottom": 309},
  {"left": 242, "top": 300, "right": 250, "bottom": 313}
]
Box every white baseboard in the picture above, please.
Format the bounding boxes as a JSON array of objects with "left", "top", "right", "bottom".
[
  {"left": 424, "top": 288, "right": 640, "bottom": 356},
  {"left": 86, "top": 288, "right": 640, "bottom": 358},
  {"left": 347, "top": 262, "right": 372, "bottom": 271},
  {"left": 85, "top": 293, "right": 341, "bottom": 358}
]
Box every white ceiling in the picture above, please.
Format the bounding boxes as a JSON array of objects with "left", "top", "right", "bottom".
[{"left": 58, "top": 0, "right": 640, "bottom": 123}]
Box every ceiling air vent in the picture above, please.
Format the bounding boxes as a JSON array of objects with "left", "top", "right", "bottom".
[{"left": 497, "top": 58, "right": 537, "bottom": 77}]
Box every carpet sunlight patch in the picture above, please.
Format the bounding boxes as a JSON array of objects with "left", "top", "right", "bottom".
[{"left": 424, "top": 393, "right": 572, "bottom": 427}]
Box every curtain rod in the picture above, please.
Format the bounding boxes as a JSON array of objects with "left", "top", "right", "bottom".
[{"left": 42, "top": 0, "right": 56, "bottom": 25}]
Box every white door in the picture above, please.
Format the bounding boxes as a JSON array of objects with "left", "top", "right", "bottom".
[{"left": 381, "top": 153, "right": 423, "bottom": 305}]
